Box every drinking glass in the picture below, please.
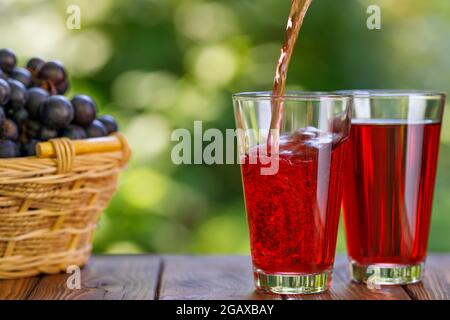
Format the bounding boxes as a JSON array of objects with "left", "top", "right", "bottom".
[
  {"left": 340, "top": 90, "right": 446, "bottom": 285},
  {"left": 233, "top": 92, "right": 352, "bottom": 294}
]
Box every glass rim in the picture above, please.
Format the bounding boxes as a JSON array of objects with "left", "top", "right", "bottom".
[
  {"left": 335, "top": 89, "right": 446, "bottom": 99},
  {"left": 232, "top": 91, "right": 353, "bottom": 101}
]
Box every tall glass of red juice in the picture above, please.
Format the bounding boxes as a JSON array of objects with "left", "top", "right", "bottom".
[
  {"left": 233, "top": 92, "right": 352, "bottom": 294},
  {"left": 340, "top": 90, "right": 446, "bottom": 285}
]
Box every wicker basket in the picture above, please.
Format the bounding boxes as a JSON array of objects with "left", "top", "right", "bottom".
[{"left": 0, "top": 133, "right": 131, "bottom": 279}]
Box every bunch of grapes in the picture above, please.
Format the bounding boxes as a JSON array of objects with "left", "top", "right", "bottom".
[{"left": 0, "top": 48, "right": 118, "bottom": 158}]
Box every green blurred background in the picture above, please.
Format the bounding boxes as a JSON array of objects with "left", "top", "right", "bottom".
[{"left": 1, "top": 0, "right": 449, "bottom": 253}]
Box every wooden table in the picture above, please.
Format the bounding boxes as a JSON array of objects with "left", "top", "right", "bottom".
[{"left": 0, "top": 254, "right": 448, "bottom": 300}]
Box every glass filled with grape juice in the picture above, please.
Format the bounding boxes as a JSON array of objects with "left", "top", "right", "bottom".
[
  {"left": 233, "top": 92, "right": 352, "bottom": 294},
  {"left": 340, "top": 90, "right": 446, "bottom": 285}
]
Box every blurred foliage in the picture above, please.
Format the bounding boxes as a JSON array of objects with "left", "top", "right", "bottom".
[{"left": 1, "top": 0, "right": 450, "bottom": 253}]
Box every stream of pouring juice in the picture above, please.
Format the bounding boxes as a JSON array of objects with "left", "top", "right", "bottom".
[
  {"left": 240, "top": 0, "right": 350, "bottom": 275},
  {"left": 270, "top": 0, "right": 313, "bottom": 137},
  {"left": 342, "top": 120, "right": 442, "bottom": 266}
]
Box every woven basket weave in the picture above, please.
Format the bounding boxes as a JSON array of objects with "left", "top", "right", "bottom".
[{"left": 0, "top": 133, "right": 131, "bottom": 279}]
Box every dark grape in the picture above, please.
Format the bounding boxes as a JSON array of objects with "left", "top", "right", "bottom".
[
  {"left": 23, "top": 120, "right": 41, "bottom": 139},
  {"left": 0, "top": 107, "right": 5, "bottom": 126},
  {"left": 0, "top": 69, "right": 8, "bottom": 81},
  {"left": 26, "top": 57, "right": 45, "bottom": 75},
  {"left": 4, "top": 105, "right": 14, "bottom": 118},
  {"left": 61, "top": 125, "right": 87, "bottom": 140},
  {"left": 40, "top": 95, "right": 74, "bottom": 129},
  {"left": 0, "top": 49, "right": 121, "bottom": 155},
  {"left": 71, "top": 95, "right": 97, "bottom": 127},
  {"left": 0, "top": 79, "right": 11, "bottom": 105},
  {"left": 0, "top": 139, "right": 19, "bottom": 158},
  {"left": 37, "top": 61, "right": 69, "bottom": 94},
  {"left": 39, "top": 126, "right": 58, "bottom": 141},
  {"left": 12, "top": 108, "right": 29, "bottom": 124},
  {"left": 8, "top": 79, "right": 28, "bottom": 109},
  {"left": 98, "top": 115, "right": 118, "bottom": 134},
  {"left": 1, "top": 119, "right": 19, "bottom": 140},
  {"left": 25, "top": 87, "right": 49, "bottom": 119},
  {"left": 55, "top": 79, "right": 69, "bottom": 95},
  {"left": 21, "top": 139, "right": 39, "bottom": 156},
  {"left": 85, "top": 119, "right": 107, "bottom": 138},
  {"left": 0, "top": 48, "right": 17, "bottom": 74},
  {"left": 11, "top": 67, "right": 32, "bottom": 88}
]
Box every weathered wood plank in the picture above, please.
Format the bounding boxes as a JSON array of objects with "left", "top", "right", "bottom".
[
  {"left": 27, "top": 255, "right": 161, "bottom": 300},
  {"left": 284, "top": 256, "right": 411, "bottom": 300},
  {"left": 403, "top": 254, "right": 450, "bottom": 300},
  {"left": 2, "top": 254, "right": 448, "bottom": 300},
  {"left": 160, "top": 255, "right": 412, "bottom": 300},
  {"left": 0, "top": 277, "right": 40, "bottom": 300},
  {"left": 159, "top": 255, "right": 281, "bottom": 300}
]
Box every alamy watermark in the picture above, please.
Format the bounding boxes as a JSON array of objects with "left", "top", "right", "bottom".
[
  {"left": 66, "top": 4, "right": 81, "bottom": 30},
  {"left": 66, "top": 265, "right": 81, "bottom": 290},
  {"left": 367, "top": 5, "right": 381, "bottom": 30},
  {"left": 170, "top": 121, "right": 279, "bottom": 175}
]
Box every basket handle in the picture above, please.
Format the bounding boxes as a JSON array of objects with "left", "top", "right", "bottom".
[{"left": 36, "top": 133, "right": 131, "bottom": 170}]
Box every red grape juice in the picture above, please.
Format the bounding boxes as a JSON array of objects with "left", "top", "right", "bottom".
[
  {"left": 241, "top": 128, "right": 348, "bottom": 275},
  {"left": 342, "top": 120, "right": 442, "bottom": 266}
]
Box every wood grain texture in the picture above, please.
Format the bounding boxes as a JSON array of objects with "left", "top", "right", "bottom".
[
  {"left": 403, "top": 254, "right": 450, "bottom": 300},
  {"left": 159, "top": 255, "right": 281, "bottom": 300},
  {"left": 27, "top": 255, "right": 161, "bottom": 300},
  {"left": 160, "top": 255, "right": 413, "bottom": 300},
  {"left": 0, "top": 277, "right": 40, "bottom": 300},
  {"left": 1, "top": 254, "right": 449, "bottom": 300}
]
